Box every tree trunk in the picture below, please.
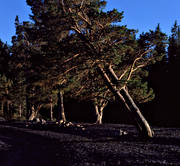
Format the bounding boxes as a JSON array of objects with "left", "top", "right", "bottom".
[
  {"left": 94, "top": 104, "right": 101, "bottom": 124},
  {"left": 1, "top": 101, "right": 4, "bottom": 116},
  {"left": 50, "top": 103, "right": 53, "bottom": 121},
  {"left": 98, "top": 64, "right": 154, "bottom": 138},
  {"left": 94, "top": 102, "right": 105, "bottom": 124},
  {"left": 50, "top": 97, "right": 53, "bottom": 121},
  {"left": 97, "top": 107, "right": 103, "bottom": 124},
  {"left": 7, "top": 100, "right": 11, "bottom": 120},
  {"left": 120, "top": 87, "right": 154, "bottom": 137},
  {"left": 57, "top": 89, "right": 66, "bottom": 122},
  {"left": 19, "top": 104, "right": 22, "bottom": 118},
  {"left": 99, "top": 107, "right": 104, "bottom": 124},
  {"left": 28, "top": 105, "right": 42, "bottom": 121},
  {"left": 28, "top": 105, "right": 37, "bottom": 121}
]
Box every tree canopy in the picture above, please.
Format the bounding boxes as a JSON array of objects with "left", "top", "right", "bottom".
[{"left": 1, "top": 0, "right": 180, "bottom": 137}]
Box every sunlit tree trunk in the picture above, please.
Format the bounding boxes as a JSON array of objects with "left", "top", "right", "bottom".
[
  {"left": 94, "top": 103, "right": 102, "bottom": 124},
  {"left": 94, "top": 104, "right": 104, "bottom": 124},
  {"left": 98, "top": 64, "right": 154, "bottom": 138},
  {"left": 94, "top": 98, "right": 108, "bottom": 124},
  {"left": 29, "top": 105, "right": 36, "bottom": 121},
  {"left": 28, "top": 105, "right": 42, "bottom": 121},
  {"left": 57, "top": 89, "right": 66, "bottom": 122},
  {"left": 50, "top": 97, "right": 53, "bottom": 121}
]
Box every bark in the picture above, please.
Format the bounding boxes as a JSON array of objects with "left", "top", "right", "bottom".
[
  {"left": 50, "top": 102, "right": 53, "bottom": 121},
  {"left": 94, "top": 104, "right": 102, "bottom": 124},
  {"left": 19, "top": 104, "right": 22, "bottom": 118},
  {"left": 98, "top": 107, "right": 104, "bottom": 124},
  {"left": 7, "top": 100, "right": 11, "bottom": 120},
  {"left": 57, "top": 90, "right": 66, "bottom": 122},
  {"left": 94, "top": 100, "right": 107, "bottom": 124},
  {"left": 28, "top": 105, "right": 37, "bottom": 121},
  {"left": 28, "top": 105, "right": 42, "bottom": 121},
  {"left": 120, "top": 87, "right": 154, "bottom": 137},
  {"left": 50, "top": 96, "right": 53, "bottom": 121},
  {"left": 98, "top": 64, "right": 154, "bottom": 138},
  {"left": 1, "top": 101, "right": 4, "bottom": 116}
]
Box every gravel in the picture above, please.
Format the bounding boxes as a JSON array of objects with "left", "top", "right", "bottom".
[{"left": 0, "top": 122, "right": 180, "bottom": 166}]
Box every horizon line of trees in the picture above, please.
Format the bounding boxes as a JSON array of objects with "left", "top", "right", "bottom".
[{"left": 0, "top": 0, "right": 180, "bottom": 137}]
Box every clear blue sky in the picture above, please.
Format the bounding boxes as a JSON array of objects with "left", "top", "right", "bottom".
[{"left": 0, "top": 0, "right": 180, "bottom": 45}]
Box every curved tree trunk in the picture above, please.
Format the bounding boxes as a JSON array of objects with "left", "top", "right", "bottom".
[
  {"left": 94, "top": 104, "right": 103, "bottom": 124},
  {"left": 94, "top": 98, "right": 108, "bottom": 124},
  {"left": 28, "top": 105, "right": 42, "bottom": 121},
  {"left": 98, "top": 64, "right": 154, "bottom": 138},
  {"left": 29, "top": 105, "right": 37, "bottom": 121}
]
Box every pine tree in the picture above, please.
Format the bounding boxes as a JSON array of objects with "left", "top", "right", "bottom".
[
  {"left": 20, "top": 0, "right": 168, "bottom": 137},
  {"left": 164, "top": 21, "right": 180, "bottom": 123},
  {"left": 24, "top": 0, "right": 75, "bottom": 122},
  {"left": 137, "top": 24, "right": 167, "bottom": 103},
  {"left": 47, "top": 0, "right": 157, "bottom": 137},
  {"left": 0, "top": 40, "right": 12, "bottom": 119},
  {"left": 168, "top": 21, "right": 180, "bottom": 65}
]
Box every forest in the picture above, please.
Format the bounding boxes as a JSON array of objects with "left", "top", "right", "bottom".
[{"left": 0, "top": 0, "right": 180, "bottom": 138}]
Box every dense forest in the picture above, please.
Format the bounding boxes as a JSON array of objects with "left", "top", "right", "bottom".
[{"left": 0, "top": 0, "right": 180, "bottom": 137}]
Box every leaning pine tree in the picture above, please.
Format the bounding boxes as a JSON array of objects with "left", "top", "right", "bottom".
[
  {"left": 56, "top": 0, "right": 167, "bottom": 137},
  {"left": 24, "top": 0, "right": 166, "bottom": 137}
]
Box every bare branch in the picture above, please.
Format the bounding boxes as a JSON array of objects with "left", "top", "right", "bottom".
[
  {"left": 77, "top": 12, "right": 91, "bottom": 26},
  {"left": 75, "top": 86, "right": 85, "bottom": 96},
  {"left": 108, "top": 64, "right": 119, "bottom": 80},
  {"left": 71, "top": 26, "right": 81, "bottom": 34},
  {"left": 63, "top": 66, "right": 77, "bottom": 74},
  {"left": 60, "top": 79, "right": 66, "bottom": 85},
  {"left": 118, "top": 68, "right": 129, "bottom": 81},
  {"left": 126, "top": 49, "right": 152, "bottom": 83},
  {"left": 132, "top": 64, "right": 145, "bottom": 72},
  {"left": 95, "top": 21, "right": 104, "bottom": 29},
  {"left": 63, "top": 54, "right": 80, "bottom": 64},
  {"left": 102, "top": 99, "right": 108, "bottom": 108},
  {"left": 80, "top": 0, "right": 85, "bottom": 9}
]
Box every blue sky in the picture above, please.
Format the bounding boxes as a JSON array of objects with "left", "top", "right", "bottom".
[
  {"left": 0, "top": 0, "right": 180, "bottom": 45},
  {"left": 0, "top": 0, "right": 31, "bottom": 45}
]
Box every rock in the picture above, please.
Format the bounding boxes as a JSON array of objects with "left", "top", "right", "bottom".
[
  {"left": 41, "top": 119, "right": 46, "bottom": 124},
  {"left": 119, "top": 129, "right": 128, "bottom": 136},
  {"left": 0, "top": 117, "right": 6, "bottom": 122}
]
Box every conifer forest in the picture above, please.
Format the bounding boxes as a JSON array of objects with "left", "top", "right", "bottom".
[{"left": 1, "top": 0, "right": 180, "bottom": 139}]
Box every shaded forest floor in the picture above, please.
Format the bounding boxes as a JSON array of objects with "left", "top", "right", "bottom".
[{"left": 0, "top": 122, "right": 180, "bottom": 166}]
